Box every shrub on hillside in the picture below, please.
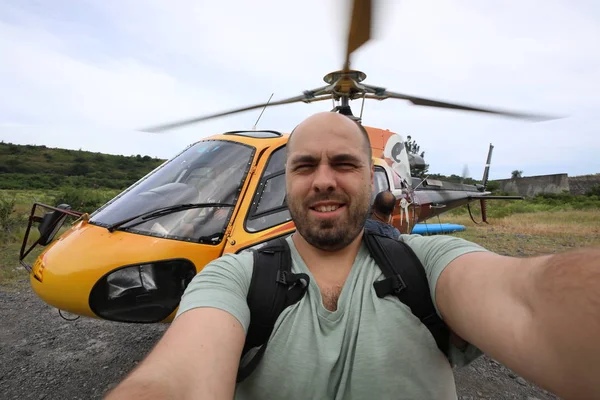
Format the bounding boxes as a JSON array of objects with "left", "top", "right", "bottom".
[
  {"left": 586, "top": 184, "right": 600, "bottom": 197},
  {"left": 0, "top": 194, "right": 26, "bottom": 240},
  {"left": 485, "top": 180, "right": 500, "bottom": 193}
]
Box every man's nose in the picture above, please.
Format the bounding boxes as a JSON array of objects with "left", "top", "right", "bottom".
[{"left": 312, "top": 164, "right": 337, "bottom": 192}]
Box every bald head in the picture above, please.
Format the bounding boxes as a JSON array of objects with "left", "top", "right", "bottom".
[
  {"left": 284, "top": 111, "right": 375, "bottom": 252},
  {"left": 287, "top": 112, "right": 372, "bottom": 162},
  {"left": 373, "top": 190, "right": 396, "bottom": 217}
]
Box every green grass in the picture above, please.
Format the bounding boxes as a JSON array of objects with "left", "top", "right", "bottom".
[
  {"left": 434, "top": 208, "right": 600, "bottom": 257},
  {"left": 0, "top": 189, "right": 101, "bottom": 288},
  {"left": 0, "top": 239, "right": 41, "bottom": 289},
  {"left": 0, "top": 188, "right": 119, "bottom": 215},
  {"left": 447, "top": 193, "right": 600, "bottom": 219},
  {"left": 0, "top": 189, "right": 59, "bottom": 214}
]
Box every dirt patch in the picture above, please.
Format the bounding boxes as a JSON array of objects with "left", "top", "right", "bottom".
[
  {"left": 1, "top": 280, "right": 559, "bottom": 400},
  {"left": 0, "top": 281, "right": 167, "bottom": 400}
]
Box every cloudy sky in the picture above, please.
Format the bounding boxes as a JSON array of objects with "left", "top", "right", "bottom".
[{"left": 1, "top": 0, "right": 599, "bottom": 180}]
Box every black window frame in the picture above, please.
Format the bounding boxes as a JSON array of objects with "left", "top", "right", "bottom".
[{"left": 244, "top": 145, "right": 291, "bottom": 233}]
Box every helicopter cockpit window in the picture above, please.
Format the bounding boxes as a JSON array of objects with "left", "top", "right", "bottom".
[
  {"left": 245, "top": 145, "right": 291, "bottom": 233},
  {"left": 373, "top": 166, "right": 390, "bottom": 197},
  {"left": 89, "top": 140, "right": 255, "bottom": 244},
  {"left": 371, "top": 166, "right": 391, "bottom": 204}
]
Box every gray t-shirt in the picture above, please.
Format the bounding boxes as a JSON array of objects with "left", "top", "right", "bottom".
[{"left": 176, "top": 233, "right": 489, "bottom": 399}]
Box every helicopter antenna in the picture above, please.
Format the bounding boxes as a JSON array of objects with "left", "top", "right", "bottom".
[
  {"left": 413, "top": 175, "right": 430, "bottom": 191},
  {"left": 359, "top": 94, "right": 366, "bottom": 122},
  {"left": 252, "top": 93, "right": 274, "bottom": 130}
]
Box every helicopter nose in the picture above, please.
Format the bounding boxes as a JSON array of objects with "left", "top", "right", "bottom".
[{"left": 28, "top": 221, "right": 222, "bottom": 322}]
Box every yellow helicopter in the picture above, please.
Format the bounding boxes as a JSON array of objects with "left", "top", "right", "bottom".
[{"left": 19, "top": 0, "right": 555, "bottom": 324}]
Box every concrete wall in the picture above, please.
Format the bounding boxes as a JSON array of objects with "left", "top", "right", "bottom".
[
  {"left": 496, "top": 173, "right": 569, "bottom": 197},
  {"left": 495, "top": 173, "right": 600, "bottom": 197},
  {"left": 569, "top": 174, "right": 600, "bottom": 195}
]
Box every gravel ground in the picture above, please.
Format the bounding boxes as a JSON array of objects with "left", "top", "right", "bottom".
[{"left": 1, "top": 282, "right": 560, "bottom": 400}]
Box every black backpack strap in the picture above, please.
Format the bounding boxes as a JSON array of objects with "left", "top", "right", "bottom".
[
  {"left": 363, "top": 230, "right": 450, "bottom": 357},
  {"left": 236, "top": 237, "right": 310, "bottom": 383}
]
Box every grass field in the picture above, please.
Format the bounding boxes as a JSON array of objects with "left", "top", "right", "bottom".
[
  {"left": 433, "top": 209, "right": 600, "bottom": 256},
  {"left": 1, "top": 189, "right": 599, "bottom": 288},
  {"left": 0, "top": 189, "right": 83, "bottom": 287}
]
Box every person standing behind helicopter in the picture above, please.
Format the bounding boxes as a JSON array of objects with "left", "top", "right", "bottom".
[{"left": 365, "top": 189, "right": 401, "bottom": 239}]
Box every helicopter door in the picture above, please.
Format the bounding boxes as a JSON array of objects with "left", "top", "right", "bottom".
[{"left": 223, "top": 144, "right": 293, "bottom": 254}]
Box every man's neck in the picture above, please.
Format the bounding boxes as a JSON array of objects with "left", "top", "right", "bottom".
[
  {"left": 291, "top": 230, "right": 363, "bottom": 278},
  {"left": 372, "top": 212, "right": 388, "bottom": 224}
]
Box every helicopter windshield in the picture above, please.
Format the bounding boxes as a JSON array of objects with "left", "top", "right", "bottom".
[{"left": 89, "top": 140, "right": 255, "bottom": 244}]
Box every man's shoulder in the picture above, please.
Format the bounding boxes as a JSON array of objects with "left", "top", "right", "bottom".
[
  {"left": 399, "top": 233, "right": 488, "bottom": 251},
  {"left": 365, "top": 219, "right": 400, "bottom": 239},
  {"left": 206, "top": 249, "right": 255, "bottom": 271},
  {"left": 365, "top": 218, "right": 384, "bottom": 229},
  {"left": 397, "top": 232, "right": 490, "bottom": 289},
  {"left": 399, "top": 233, "right": 489, "bottom": 264},
  {"left": 175, "top": 250, "right": 256, "bottom": 329},
  {"left": 183, "top": 250, "right": 256, "bottom": 295}
]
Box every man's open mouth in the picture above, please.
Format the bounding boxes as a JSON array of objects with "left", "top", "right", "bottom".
[{"left": 310, "top": 203, "right": 345, "bottom": 213}]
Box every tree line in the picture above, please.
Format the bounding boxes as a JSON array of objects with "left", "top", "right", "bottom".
[{"left": 0, "top": 141, "right": 165, "bottom": 190}]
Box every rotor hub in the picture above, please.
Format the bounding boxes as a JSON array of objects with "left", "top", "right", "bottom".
[{"left": 323, "top": 70, "right": 367, "bottom": 85}]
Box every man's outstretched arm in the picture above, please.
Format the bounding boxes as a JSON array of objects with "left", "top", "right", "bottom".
[
  {"left": 105, "top": 307, "right": 245, "bottom": 399},
  {"left": 105, "top": 251, "right": 253, "bottom": 399},
  {"left": 436, "top": 247, "right": 600, "bottom": 399}
]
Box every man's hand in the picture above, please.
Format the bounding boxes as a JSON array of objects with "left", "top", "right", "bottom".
[
  {"left": 436, "top": 248, "right": 600, "bottom": 399},
  {"left": 105, "top": 307, "right": 245, "bottom": 399}
]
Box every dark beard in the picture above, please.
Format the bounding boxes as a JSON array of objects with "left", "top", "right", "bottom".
[{"left": 289, "top": 199, "right": 370, "bottom": 252}]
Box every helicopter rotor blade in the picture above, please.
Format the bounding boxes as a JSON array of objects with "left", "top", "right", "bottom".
[
  {"left": 139, "top": 93, "right": 334, "bottom": 133},
  {"left": 343, "top": 0, "right": 372, "bottom": 72},
  {"left": 364, "top": 91, "right": 560, "bottom": 122}
]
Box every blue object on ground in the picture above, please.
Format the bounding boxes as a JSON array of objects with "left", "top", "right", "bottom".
[{"left": 411, "top": 223, "right": 466, "bottom": 235}]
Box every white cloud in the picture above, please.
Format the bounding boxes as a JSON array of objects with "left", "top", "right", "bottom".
[{"left": 1, "top": 0, "right": 599, "bottom": 179}]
